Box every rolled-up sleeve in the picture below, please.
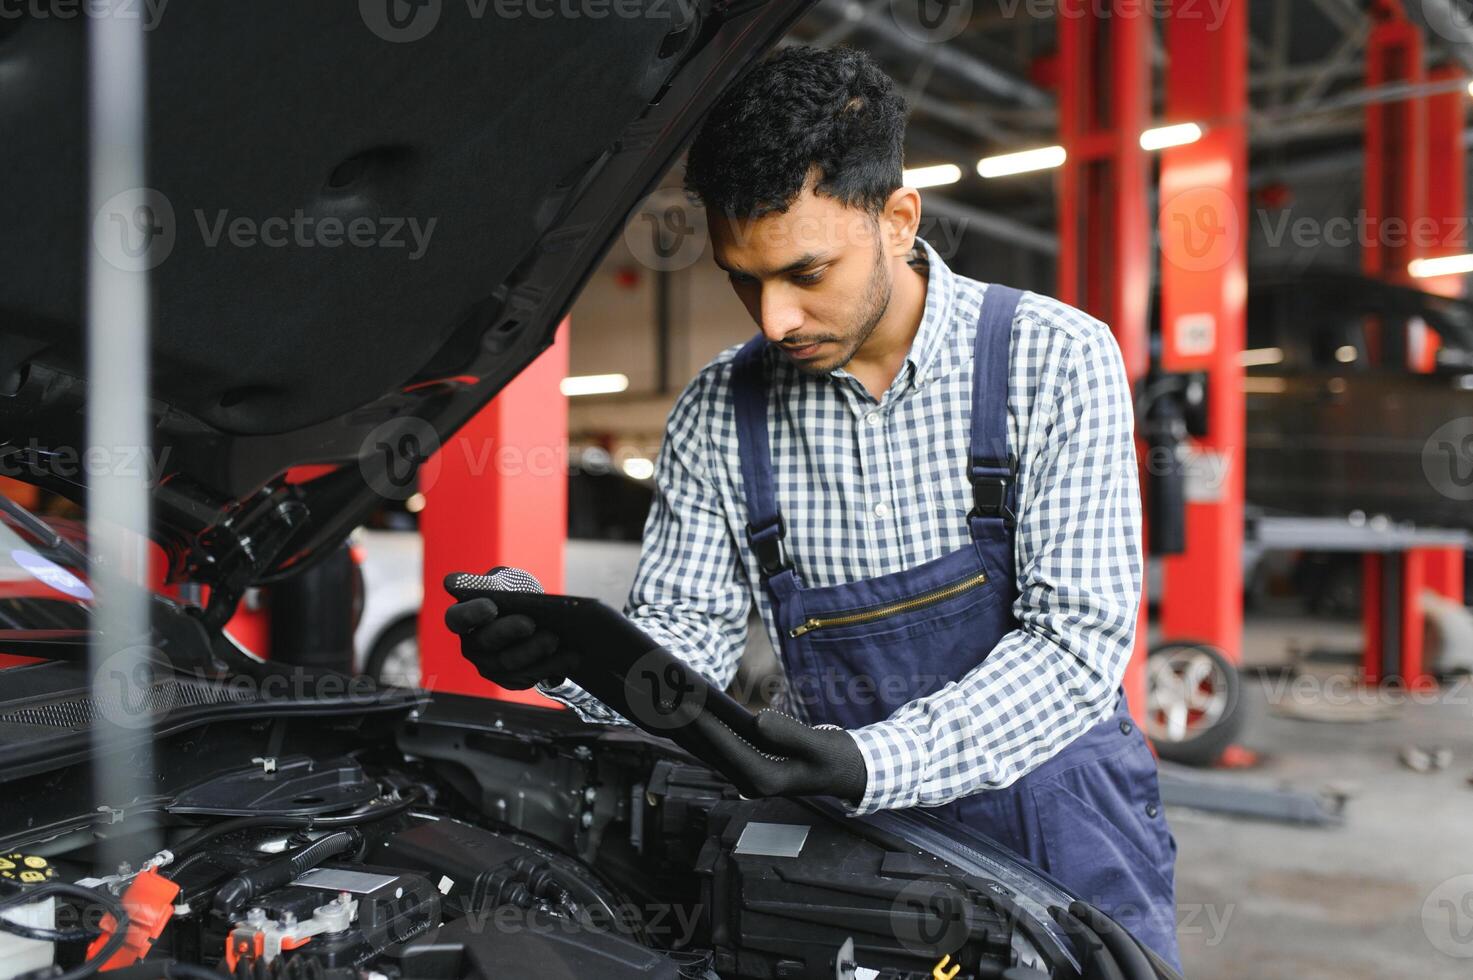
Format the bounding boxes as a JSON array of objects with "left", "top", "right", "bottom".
[
  {"left": 847, "top": 318, "right": 1143, "bottom": 814},
  {"left": 539, "top": 367, "right": 751, "bottom": 725}
]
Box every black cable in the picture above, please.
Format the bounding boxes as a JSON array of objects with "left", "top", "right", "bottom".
[
  {"left": 164, "top": 963, "right": 230, "bottom": 980},
  {"left": 168, "top": 785, "right": 424, "bottom": 863},
  {"left": 212, "top": 828, "right": 363, "bottom": 917},
  {"left": 0, "top": 882, "right": 131, "bottom": 980}
]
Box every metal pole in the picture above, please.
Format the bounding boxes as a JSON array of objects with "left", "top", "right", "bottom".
[{"left": 87, "top": 0, "right": 157, "bottom": 868}]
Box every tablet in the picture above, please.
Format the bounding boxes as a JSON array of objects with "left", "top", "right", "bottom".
[{"left": 444, "top": 581, "right": 762, "bottom": 759}]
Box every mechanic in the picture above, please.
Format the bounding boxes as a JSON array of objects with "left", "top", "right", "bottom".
[{"left": 447, "top": 46, "right": 1180, "bottom": 968}]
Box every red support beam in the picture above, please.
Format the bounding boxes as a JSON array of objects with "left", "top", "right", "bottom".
[
  {"left": 1056, "top": 0, "right": 1152, "bottom": 723},
  {"left": 1157, "top": 0, "right": 1248, "bottom": 664},
  {"left": 1360, "top": 1, "right": 1441, "bottom": 689},
  {"left": 419, "top": 321, "right": 570, "bottom": 702}
]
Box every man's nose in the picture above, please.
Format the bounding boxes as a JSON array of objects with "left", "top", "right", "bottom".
[{"left": 758, "top": 288, "right": 804, "bottom": 343}]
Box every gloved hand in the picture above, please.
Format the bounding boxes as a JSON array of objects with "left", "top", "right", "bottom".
[
  {"left": 690, "top": 707, "right": 867, "bottom": 804},
  {"left": 444, "top": 593, "right": 580, "bottom": 690}
]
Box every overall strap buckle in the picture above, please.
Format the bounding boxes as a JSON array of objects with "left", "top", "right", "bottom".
[
  {"left": 969, "top": 455, "right": 1017, "bottom": 529},
  {"left": 746, "top": 516, "right": 792, "bottom": 577}
]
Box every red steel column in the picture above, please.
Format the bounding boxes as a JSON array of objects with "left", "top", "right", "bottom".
[
  {"left": 1415, "top": 64, "right": 1468, "bottom": 611},
  {"left": 419, "top": 321, "right": 570, "bottom": 702},
  {"left": 1056, "top": 1, "right": 1152, "bottom": 724},
  {"left": 1361, "top": 1, "right": 1432, "bottom": 686},
  {"left": 1157, "top": 0, "right": 1248, "bottom": 663}
]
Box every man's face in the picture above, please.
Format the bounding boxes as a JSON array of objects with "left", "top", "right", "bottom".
[{"left": 708, "top": 187, "right": 894, "bottom": 375}]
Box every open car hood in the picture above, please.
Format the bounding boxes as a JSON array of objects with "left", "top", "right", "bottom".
[{"left": 0, "top": 1, "right": 808, "bottom": 588}]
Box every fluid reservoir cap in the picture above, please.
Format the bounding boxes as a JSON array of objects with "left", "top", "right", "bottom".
[{"left": 0, "top": 853, "right": 57, "bottom": 886}]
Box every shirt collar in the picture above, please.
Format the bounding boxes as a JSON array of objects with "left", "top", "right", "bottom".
[
  {"left": 825, "top": 236, "right": 956, "bottom": 396},
  {"left": 905, "top": 236, "right": 957, "bottom": 385}
]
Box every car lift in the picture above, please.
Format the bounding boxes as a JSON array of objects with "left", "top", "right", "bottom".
[
  {"left": 1055, "top": 0, "right": 1153, "bottom": 724},
  {"left": 1360, "top": 0, "right": 1466, "bottom": 689},
  {"left": 418, "top": 322, "right": 571, "bottom": 702}
]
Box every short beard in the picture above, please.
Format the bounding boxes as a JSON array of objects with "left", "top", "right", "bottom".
[{"left": 797, "top": 243, "right": 893, "bottom": 376}]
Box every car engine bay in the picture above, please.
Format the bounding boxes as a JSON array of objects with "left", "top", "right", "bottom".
[{"left": 0, "top": 681, "right": 1172, "bottom": 980}]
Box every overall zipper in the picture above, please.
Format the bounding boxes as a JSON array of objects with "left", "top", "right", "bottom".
[{"left": 789, "top": 571, "right": 988, "bottom": 638}]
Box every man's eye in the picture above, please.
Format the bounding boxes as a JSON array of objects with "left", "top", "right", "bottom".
[
  {"left": 791, "top": 270, "right": 824, "bottom": 285},
  {"left": 727, "top": 273, "right": 756, "bottom": 287}
]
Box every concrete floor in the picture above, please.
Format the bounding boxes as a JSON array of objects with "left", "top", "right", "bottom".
[{"left": 1168, "top": 636, "right": 1473, "bottom": 978}]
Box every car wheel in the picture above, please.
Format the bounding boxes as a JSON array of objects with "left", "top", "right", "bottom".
[
  {"left": 1145, "top": 640, "right": 1243, "bottom": 767},
  {"left": 365, "top": 618, "right": 422, "bottom": 688}
]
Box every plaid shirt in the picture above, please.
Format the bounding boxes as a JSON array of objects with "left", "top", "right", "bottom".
[{"left": 542, "top": 238, "right": 1143, "bottom": 816}]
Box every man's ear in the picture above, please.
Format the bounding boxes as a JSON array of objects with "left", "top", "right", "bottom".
[{"left": 880, "top": 186, "right": 922, "bottom": 257}]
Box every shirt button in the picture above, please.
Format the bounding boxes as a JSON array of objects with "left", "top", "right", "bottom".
[
  {"left": 873, "top": 502, "right": 891, "bottom": 519},
  {"left": 865, "top": 412, "right": 882, "bottom": 427},
  {"left": 1119, "top": 720, "right": 1133, "bottom": 735},
  {"left": 1146, "top": 802, "right": 1160, "bottom": 819}
]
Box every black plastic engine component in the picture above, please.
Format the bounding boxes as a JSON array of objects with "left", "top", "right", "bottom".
[
  {"left": 390, "top": 906, "right": 686, "bottom": 980},
  {"left": 694, "top": 799, "right": 1016, "bottom": 980},
  {"left": 226, "top": 864, "right": 440, "bottom": 973},
  {"left": 213, "top": 828, "right": 364, "bottom": 917},
  {"left": 369, "top": 817, "right": 630, "bottom": 935}
]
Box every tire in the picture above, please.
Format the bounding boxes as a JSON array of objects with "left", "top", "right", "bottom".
[
  {"left": 364, "top": 617, "right": 422, "bottom": 688},
  {"left": 1145, "top": 641, "right": 1243, "bottom": 767}
]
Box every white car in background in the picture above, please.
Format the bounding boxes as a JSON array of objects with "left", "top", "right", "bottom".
[{"left": 352, "top": 529, "right": 777, "bottom": 697}]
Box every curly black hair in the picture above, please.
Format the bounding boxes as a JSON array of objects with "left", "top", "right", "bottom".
[{"left": 683, "top": 45, "right": 906, "bottom": 219}]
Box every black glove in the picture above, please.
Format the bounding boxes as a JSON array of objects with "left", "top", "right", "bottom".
[
  {"left": 444, "top": 593, "right": 580, "bottom": 690},
  {"left": 690, "top": 707, "right": 867, "bottom": 804}
]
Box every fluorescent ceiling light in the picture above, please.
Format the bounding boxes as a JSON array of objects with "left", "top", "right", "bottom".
[
  {"left": 977, "top": 146, "right": 1066, "bottom": 179},
  {"left": 904, "top": 163, "right": 962, "bottom": 189},
  {"left": 1239, "top": 347, "right": 1284, "bottom": 367},
  {"left": 621, "top": 457, "right": 655, "bottom": 481},
  {"left": 560, "top": 373, "right": 629, "bottom": 397},
  {"left": 1409, "top": 254, "right": 1473, "bottom": 278},
  {"left": 1140, "top": 122, "right": 1203, "bottom": 151}
]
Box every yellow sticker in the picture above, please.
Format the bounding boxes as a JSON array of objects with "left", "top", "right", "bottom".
[
  {"left": 22, "top": 856, "right": 46, "bottom": 870},
  {"left": 18, "top": 871, "right": 45, "bottom": 884},
  {"left": 0, "top": 859, "right": 13, "bottom": 871}
]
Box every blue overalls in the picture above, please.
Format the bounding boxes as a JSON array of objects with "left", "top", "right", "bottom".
[{"left": 731, "top": 284, "right": 1182, "bottom": 971}]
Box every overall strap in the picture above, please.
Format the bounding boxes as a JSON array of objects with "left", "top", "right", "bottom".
[
  {"left": 968, "top": 284, "right": 1022, "bottom": 542},
  {"left": 731, "top": 337, "right": 792, "bottom": 578}
]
